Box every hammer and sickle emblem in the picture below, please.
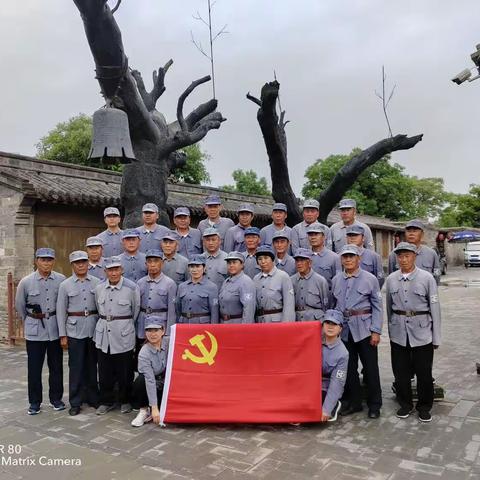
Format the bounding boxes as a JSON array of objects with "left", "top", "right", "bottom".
[{"left": 182, "top": 331, "right": 218, "bottom": 365}]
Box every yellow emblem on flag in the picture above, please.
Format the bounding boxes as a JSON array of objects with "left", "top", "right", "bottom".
[{"left": 182, "top": 331, "right": 218, "bottom": 366}]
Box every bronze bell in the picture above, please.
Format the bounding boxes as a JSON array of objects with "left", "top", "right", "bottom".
[{"left": 88, "top": 106, "right": 136, "bottom": 164}]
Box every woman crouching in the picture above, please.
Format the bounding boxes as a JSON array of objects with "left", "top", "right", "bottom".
[{"left": 131, "top": 318, "right": 168, "bottom": 427}]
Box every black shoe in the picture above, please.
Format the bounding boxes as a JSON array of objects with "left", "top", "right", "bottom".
[
  {"left": 418, "top": 411, "right": 432, "bottom": 423},
  {"left": 368, "top": 409, "right": 380, "bottom": 419},
  {"left": 27, "top": 404, "right": 41, "bottom": 415},
  {"left": 69, "top": 406, "right": 81, "bottom": 416},
  {"left": 340, "top": 405, "right": 363, "bottom": 416},
  {"left": 396, "top": 407, "right": 414, "bottom": 419},
  {"left": 50, "top": 400, "right": 66, "bottom": 411}
]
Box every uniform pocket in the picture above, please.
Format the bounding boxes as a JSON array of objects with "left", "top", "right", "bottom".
[
  {"left": 66, "top": 318, "right": 78, "bottom": 336},
  {"left": 94, "top": 322, "right": 105, "bottom": 344},
  {"left": 25, "top": 318, "right": 39, "bottom": 336}
]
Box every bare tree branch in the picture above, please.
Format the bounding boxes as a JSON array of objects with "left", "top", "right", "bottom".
[
  {"left": 246, "top": 92, "right": 262, "bottom": 106},
  {"left": 185, "top": 98, "right": 218, "bottom": 129},
  {"left": 212, "top": 24, "right": 229, "bottom": 41},
  {"left": 177, "top": 75, "right": 212, "bottom": 132},
  {"left": 375, "top": 65, "right": 395, "bottom": 138},
  {"left": 110, "top": 0, "right": 121, "bottom": 14}
]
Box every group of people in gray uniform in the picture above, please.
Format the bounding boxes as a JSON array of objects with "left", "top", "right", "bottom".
[{"left": 15, "top": 194, "right": 442, "bottom": 427}]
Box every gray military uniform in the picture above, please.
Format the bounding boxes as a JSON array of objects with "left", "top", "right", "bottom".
[
  {"left": 204, "top": 250, "right": 228, "bottom": 291},
  {"left": 223, "top": 224, "right": 248, "bottom": 253},
  {"left": 330, "top": 220, "right": 374, "bottom": 252},
  {"left": 198, "top": 217, "right": 235, "bottom": 248},
  {"left": 260, "top": 224, "right": 293, "bottom": 248},
  {"left": 291, "top": 221, "right": 333, "bottom": 252},
  {"left": 275, "top": 254, "right": 297, "bottom": 276},
  {"left": 219, "top": 272, "right": 256, "bottom": 323},
  {"left": 291, "top": 270, "right": 330, "bottom": 321},
  {"left": 176, "top": 278, "right": 219, "bottom": 324},
  {"left": 94, "top": 277, "right": 140, "bottom": 354},
  {"left": 119, "top": 252, "right": 147, "bottom": 282},
  {"left": 56, "top": 274, "right": 101, "bottom": 339},
  {"left": 137, "top": 338, "right": 168, "bottom": 407},
  {"left": 311, "top": 248, "right": 341, "bottom": 289},
  {"left": 15, "top": 271, "right": 66, "bottom": 341},
  {"left": 322, "top": 338, "right": 349, "bottom": 416},
  {"left": 385, "top": 268, "right": 441, "bottom": 347},
  {"left": 253, "top": 267, "right": 295, "bottom": 323},
  {"left": 172, "top": 228, "right": 203, "bottom": 259},
  {"left": 359, "top": 247, "right": 384, "bottom": 289},
  {"left": 88, "top": 259, "right": 106, "bottom": 281},
  {"left": 97, "top": 229, "right": 123, "bottom": 258},
  {"left": 243, "top": 252, "right": 261, "bottom": 279},
  {"left": 137, "top": 274, "right": 177, "bottom": 338},
  {"left": 162, "top": 253, "right": 189, "bottom": 285},
  {"left": 388, "top": 245, "right": 440, "bottom": 284},
  {"left": 137, "top": 224, "right": 170, "bottom": 253}
]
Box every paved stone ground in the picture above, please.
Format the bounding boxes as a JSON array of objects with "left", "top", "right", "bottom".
[{"left": 1, "top": 267, "right": 480, "bottom": 480}]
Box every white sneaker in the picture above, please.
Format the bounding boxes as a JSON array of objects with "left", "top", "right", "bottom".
[{"left": 131, "top": 408, "right": 152, "bottom": 427}]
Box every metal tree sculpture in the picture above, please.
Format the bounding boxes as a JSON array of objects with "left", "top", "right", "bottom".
[
  {"left": 247, "top": 81, "right": 423, "bottom": 225},
  {"left": 73, "top": 0, "right": 225, "bottom": 227}
]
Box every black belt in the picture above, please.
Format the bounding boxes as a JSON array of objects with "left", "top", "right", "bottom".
[
  {"left": 99, "top": 314, "right": 132, "bottom": 321},
  {"left": 256, "top": 308, "right": 283, "bottom": 316},
  {"left": 28, "top": 311, "right": 56, "bottom": 319},
  {"left": 67, "top": 310, "right": 98, "bottom": 317},
  {"left": 392, "top": 310, "right": 430, "bottom": 317},
  {"left": 181, "top": 312, "right": 210, "bottom": 319},
  {"left": 344, "top": 308, "right": 372, "bottom": 317},
  {"left": 295, "top": 306, "right": 321, "bottom": 312},
  {"left": 140, "top": 307, "right": 168, "bottom": 314},
  {"left": 221, "top": 313, "right": 243, "bottom": 321}
]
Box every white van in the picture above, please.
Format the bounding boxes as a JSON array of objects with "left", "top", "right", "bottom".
[{"left": 464, "top": 241, "right": 480, "bottom": 267}]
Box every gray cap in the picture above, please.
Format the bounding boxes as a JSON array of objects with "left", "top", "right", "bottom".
[
  {"left": 104, "top": 207, "right": 120, "bottom": 217},
  {"left": 244, "top": 226, "right": 261, "bottom": 237},
  {"left": 255, "top": 244, "right": 275, "bottom": 259},
  {"left": 86, "top": 236, "right": 103, "bottom": 247},
  {"left": 188, "top": 254, "right": 206, "bottom": 265},
  {"left": 105, "top": 256, "right": 122, "bottom": 268},
  {"left": 174, "top": 207, "right": 190, "bottom": 217},
  {"left": 202, "top": 227, "right": 220, "bottom": 237},
  {"left": 405, "top": 219, "right": 425, "bottom": 231},
  {"left": 293, "top": 248, "right": 313, "bottom": 260},
  {"left": 339, "top": 244, "right": 361, "bottom": 256},
  {"left": 161, "top": 232, "right": 177, "bottom": 242},
  {"left": 346, "top": 224, "right": 365, "bottom": 236},
  {"left": 393, "top": 242, "right": 418, "bottom": 254},
  {"left": 272, "top": 202, "right": 287, "bottom": 212},
  {"left": 339, "top": 198, "right": 357, "bottom": 209},
  {"left": 303, "top": 199, "right": 319, "bottom": 210},
  {"left": 35, "top": 248, "right": 55, "bottom": 258},
  {"left": 237, "top": 203, "right": 254, "bottom": 214},
  {"left": 323, "top": 309, "right": 344, "bottom": 325},
  {"left": 145, "top": 249, "right": 163, "bottom": 258},
  {"left": 306, "top": 222, "right": 327, "bottom": 235},
  {"left": 225, "top": 251, "right": 245, "bottom": 263},
  {"left": 145, "top": 317, "right": 166, "bottom": 330},
  {"left": 204, "top": 194, "right": 222, "bottom": 205},
  {"left": 142, "top": 203, "right": 158, "bottom": 213},
  {"left": 272, "top": 230, "right": 290, "bottom": 241},
  {"left": 69, "top": 250, "right": 88, "bottom": 263},
  {"left": 122, "top": 229, "right": 141, "bottom": 239}
]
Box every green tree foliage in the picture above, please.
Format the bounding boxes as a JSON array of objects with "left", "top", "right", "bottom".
[
  {"left": 302, "top": 149, "right": 448, "bottom": 220},
  {"left": 439, "top": 185, "right": 480, "bottom": 227},
  {"left": 36, "top": 114, "right": 211, "bottom": 181},
  {"left": 220, "top": 169, "right": 271, "bottom": 196}
]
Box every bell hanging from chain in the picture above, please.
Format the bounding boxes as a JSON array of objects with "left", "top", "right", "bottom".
[{"left": 88, "top": 105, "right": 136, "bottom": 165}]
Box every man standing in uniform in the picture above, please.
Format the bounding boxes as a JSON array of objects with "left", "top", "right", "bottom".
[
  {"left": 119, "top": 229, "right": 147, "bottom": 282},
  {"left": 290, "top": 248, "right": 330, "bottom": 321},
  {"left": 219, "top": 251, "right": 256, "bottom": 323},
  {"left": 386, "top": 242, "right": 441, "bottom": 422},
  {"left": 197, "top": 194, "right": 235, "bottom": 248},
  {"left": 330, "top": 199, "right": 374, "bottom": 252},
  {"left": 260, "top": 203, "right": 292, "bottom": 249},
  {"left": 272, "top": 230, "right": 296, "bottom": 276},
  {"left": 388, "top": 220, "right": 441, "bottom": 285},
  {"left": 254, "top": 245, "right": 295, "bottom": 323},
  {"left": 307, "top": 223, "right": 341, "bottom": 289},
  {"left": 224, "top": 203, "right": 255, "bottom": 253},
  {"left": 346, "top": 225, "right": 384, "bottom": 288},
  {"left": 86, "top": 236, "right": 106, "bottom": 281},
  {"left": 97, "top": 207, "right": 123, "bottom": 258},
  {"left": 243, "top": 227, "right": 262, "bottom": 279},
  {"left": 202, "top": 227, "right": 228, "bottom": 291},
  {"left": 94, "top": 257, "right": 140, "bottom": 415},
  {"left": 291, "top": 199, "right": 332, "bottom": 252},
  {"left": 172, "top": 207, "right": 202, "bottom": 259},
  {"left": 15, "top": 248, "right": 66, "bottom": 415},
  {"left": 137, "top": 203, "right": 170, "bottom": 253},
  {"left": 332, "top": 244, "right": 383, "bottom": 419},
  {"left": 161, "top": 232, "right": 190, "bottom": 286},
  {"left": 57, "top": 251, "right": 101, "bottom": 416}
]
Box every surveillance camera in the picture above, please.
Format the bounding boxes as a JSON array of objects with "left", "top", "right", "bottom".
[{"left": 451, "top": 68, "right": 472, "bottom": 85}]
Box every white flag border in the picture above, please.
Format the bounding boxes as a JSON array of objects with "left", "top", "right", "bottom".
[{"left": 159, "top": 323, "right": 177, "bottom": 426}]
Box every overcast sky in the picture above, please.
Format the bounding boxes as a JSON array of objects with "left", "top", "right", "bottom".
[{"left": 1, "top": 1, "right": 479, "bottom": 195}]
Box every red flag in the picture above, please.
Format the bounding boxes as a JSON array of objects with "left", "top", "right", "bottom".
[{"left": 160, "top": 322, "right": 322, "bottom": 424}]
